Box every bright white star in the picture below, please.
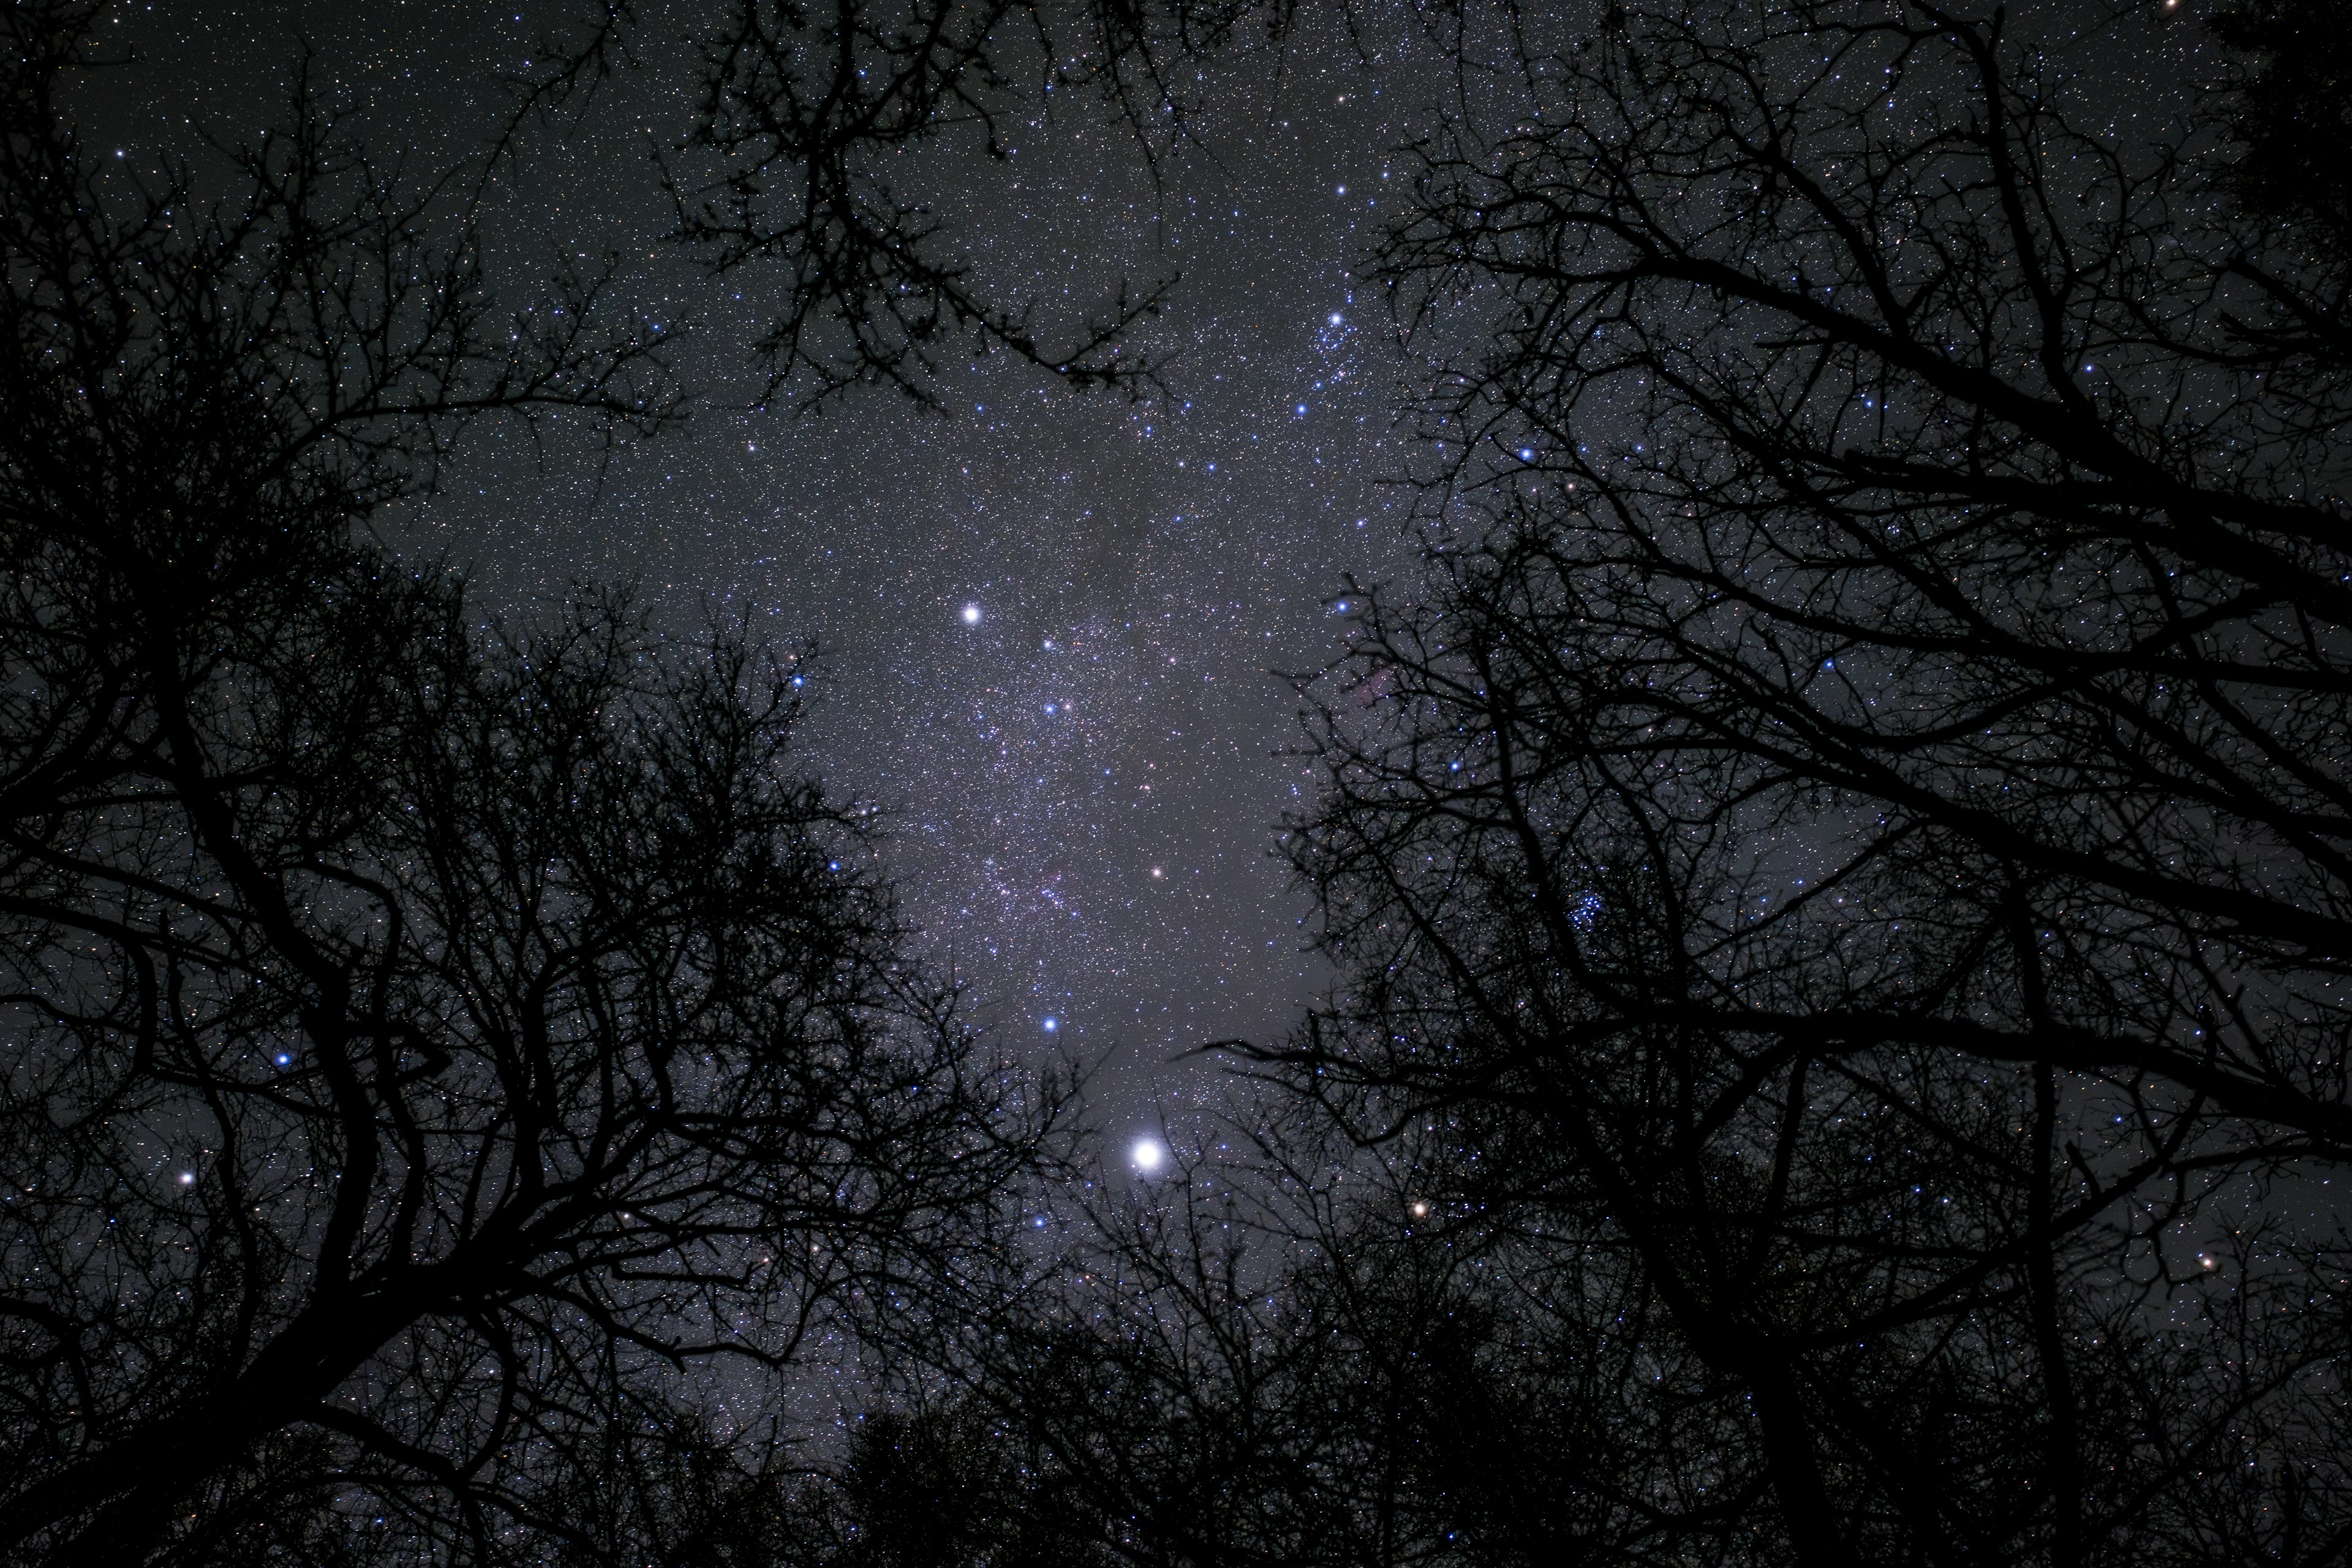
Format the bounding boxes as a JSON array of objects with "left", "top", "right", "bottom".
[{"left": 1131, "top": 1139, "right": 1163, "bottom": 1171}]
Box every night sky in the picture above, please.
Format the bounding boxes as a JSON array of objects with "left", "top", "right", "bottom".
[
  {"left": 86, "top": 0, "right": 1471, "bottom": 1155},
  {"left": 89, "top": 0, "right": 2206, "bottom": 1151},
  {"left": 37, "top": 6, "right": 2351, "bottom": 1547}
]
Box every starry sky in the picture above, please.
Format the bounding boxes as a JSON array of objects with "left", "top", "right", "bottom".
[
  {"left": 86, "top": 0, "right": 2216, "bottom": 1152},
  {"left": 88, "top": 0, "right": 1489, "bottom": 1144}
]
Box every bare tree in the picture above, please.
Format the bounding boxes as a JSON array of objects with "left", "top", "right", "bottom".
[
  {"left": 665, "top": 0, "right": 1179, "bottom": 406},
  {"left": 0, "top": 6, "right": 1060, "bottom": 1562},
  {"left": 519, "top": 0, "right": 1298, "bottom": 409},
  {"left": 1248, "top": 0, "right": 2352, "bottom": 1562}
]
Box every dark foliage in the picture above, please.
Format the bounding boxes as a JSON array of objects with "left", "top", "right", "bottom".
[
  {"left": 1235, "top": 0, "right": 2352, "bottom": 1562},
  {"left": 2209, "top": 0, "right": 2352, "bottom": 247},
  {"left": 752, "top": 1110, "right": 1816, "bottom": 1568},
  {"left": 0, "top": 6, "right": 1057, "bottom": 1561}
]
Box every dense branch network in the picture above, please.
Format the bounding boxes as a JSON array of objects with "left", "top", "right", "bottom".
[{"left": 0, "top": 6, "right": 1058, "bottom": 1561}]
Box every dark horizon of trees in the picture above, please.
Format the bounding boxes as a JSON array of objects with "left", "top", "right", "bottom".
[{"left": 7, "top": 0, "right": 2350, "bottom": 1564}]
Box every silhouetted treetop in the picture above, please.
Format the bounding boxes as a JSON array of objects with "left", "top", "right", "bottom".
[{"left": 1, "top": 7, "right": 1061, "bottom": 1562}]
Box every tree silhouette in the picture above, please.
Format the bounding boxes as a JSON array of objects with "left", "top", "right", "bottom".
[
  {"left": 18, "top": 0, "right": 2352, "bottom": 1561},
  {"left": 0, "top": 6, "right": 1058, "bottom": 1561},
  {"left": 1250, "top": 0, "right": 2352, "bottom": 1561},
  {"left": 517, "top": 0, "right": 1297, "bottom": 409}
]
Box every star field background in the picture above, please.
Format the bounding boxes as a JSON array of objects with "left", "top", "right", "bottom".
[
  {"left": 86, "top": 0, "right": 2224, "bottom": 1155},
  {"left": 85, "top": 0, "right": 1479, "bottom": 1152}
]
